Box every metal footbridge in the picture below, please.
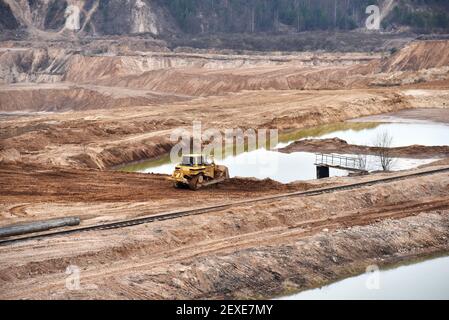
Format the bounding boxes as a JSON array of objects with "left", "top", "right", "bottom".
[{"left": 315, "top": 153, "right": 368, "bottom": 178}]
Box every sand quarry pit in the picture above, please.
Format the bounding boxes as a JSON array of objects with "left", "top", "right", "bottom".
[{"left": 1, "top": 39, "right": 449, "bottom": 299}]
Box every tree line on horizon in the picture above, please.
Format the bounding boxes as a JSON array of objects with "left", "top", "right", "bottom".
[{"left": 156, "top": 0, "right": 449, "bottom": 34}]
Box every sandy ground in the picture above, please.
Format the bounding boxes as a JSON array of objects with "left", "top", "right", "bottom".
[
  {"left": 1, "top": 40, "right": 449, "bottom": 299},
  {"left": 0, "top": 167, "right": 448, "bottom": 299},
  {"left": 0, "top": 163, "right": 329, "bottom": 228}
]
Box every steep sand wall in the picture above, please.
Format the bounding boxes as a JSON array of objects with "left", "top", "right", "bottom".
[
  {"left": 382, "top": 40, "right": 449, "bottom": 72},
  {"left": 1, "top": 41, "right": 449, "bottom": 111},
  {"left": 0, "top": 85, "right": 189, "bottom": 112},
  {"left": 0, "top": 47, "right": 378, "bottom": 85}
]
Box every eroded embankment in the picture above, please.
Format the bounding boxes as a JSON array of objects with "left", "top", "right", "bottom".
[
  {"left": 0, "top": 84, "right": 191, "bottom": 112},
  {"left": 1, "top": 40, "right": 449, "bottom": 113},
  {"left": 179, "top": 212, "right": 449, "bottom": 299},
  {"left": 280, "top": 138, "right": 449, "bottom": 159},
  {"left": 0, "top": 47, "right": 379, "bottom": 85},
  {"left": 0, "top": 170, "right": 447, "bottom": 299},
  {"left": 1, "top": 40, "right": 448, "bottom": 102}
]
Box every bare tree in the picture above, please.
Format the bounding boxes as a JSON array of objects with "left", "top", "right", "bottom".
[
  {"left": 373, "top": 131, "right": 394, "bottom": 171},
  {"left": 356, "top": 153, "right": 367, "bottom": 171}
]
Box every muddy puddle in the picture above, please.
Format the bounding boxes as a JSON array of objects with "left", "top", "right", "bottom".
[
  {"left": 279, "top": 255, "right": 449, "bottom": 300},
  {"left": 122, "top": 118, "right": 449, "bottom": 183}
]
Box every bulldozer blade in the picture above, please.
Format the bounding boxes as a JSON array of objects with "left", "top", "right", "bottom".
[{"left": 202, "top": 177, "right": 227, "bottom": 187}]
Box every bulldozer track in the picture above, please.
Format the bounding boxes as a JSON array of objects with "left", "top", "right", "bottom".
[{"left": 1, "top": 167, "right": 449, "bottom": 246}]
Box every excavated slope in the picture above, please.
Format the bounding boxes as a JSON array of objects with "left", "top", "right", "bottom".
[
  {"left": 382, "top": 40, "right": 449, "bottom": 72},
  {"left": 0, "top": 84, "right": 189, "bottom": 112},
  {"left": 1, "top": 40, "right": 449, "bottom": 109}
]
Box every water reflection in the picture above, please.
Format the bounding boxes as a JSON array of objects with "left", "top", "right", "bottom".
[
  {"left": 280, "top": 256, "right": 449, "bottom": 300},
  {"left": 120, "top": 121, "right": 449, "bottom": 183},
  {"left": 317, "top": 122, "right": 449, "bottom": 147}
]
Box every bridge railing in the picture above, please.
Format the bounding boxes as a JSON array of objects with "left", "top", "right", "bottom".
[{"left": 315, "top": 153, "right": 367, "bottom": 171}]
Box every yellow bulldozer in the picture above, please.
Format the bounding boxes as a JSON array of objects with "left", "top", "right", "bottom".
[{"left": 169, "top": 154, "right": 230, "bottom": 190}]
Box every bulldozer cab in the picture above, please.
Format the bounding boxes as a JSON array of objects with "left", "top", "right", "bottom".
[
  {"left": 181, "top": 154, "right": 215, "bottom": 179},
  {"left": 181, "top": 155, "right": 210, "bottom": 166}
]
